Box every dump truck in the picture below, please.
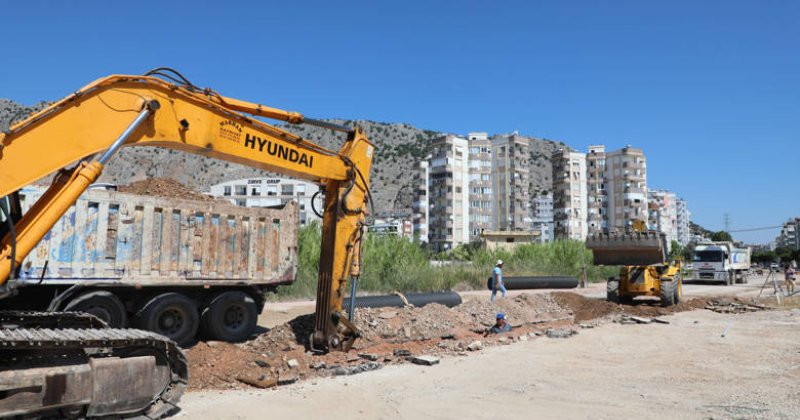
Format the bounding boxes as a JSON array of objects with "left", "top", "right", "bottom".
[
  {"left": 587, "top": 221, "right": 683, "bottom": 306},
  {"left": 5, "top": 184, "right": 298, "bottom": 345},
  {"left": 692, "top": 241, "right": 751, "bottom": 285}
]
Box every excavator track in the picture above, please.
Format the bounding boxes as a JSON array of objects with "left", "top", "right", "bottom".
[{"left": 0, "top": 314, "right": 187, "bottom": 419}]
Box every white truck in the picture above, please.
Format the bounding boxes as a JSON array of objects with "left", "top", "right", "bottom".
[{"left": 691, "top": 241, "right": 751, "bottom": 285}]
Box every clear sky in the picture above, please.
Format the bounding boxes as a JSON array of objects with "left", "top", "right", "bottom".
[{"left": 2, "top": 1, "right": 797, "bottom": 243}]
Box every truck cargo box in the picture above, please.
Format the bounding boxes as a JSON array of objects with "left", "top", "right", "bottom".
[{"left": 16, "top": 186, "right": 298, "bottom": 287}]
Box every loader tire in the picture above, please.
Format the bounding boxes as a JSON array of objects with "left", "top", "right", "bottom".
[
  {"left": 607, "top": 279, "right": 620, "bottom": 304},
  {"left": 660, "top": 280, "right": 677, "bottom": 307}
]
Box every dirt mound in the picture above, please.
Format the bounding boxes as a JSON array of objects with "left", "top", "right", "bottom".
[
  {"left": 118, "top": 178, "right": 216, "bottom": 201},
  {"left": 186, "top": 293, "right": 570, "bottom": 390},
  {"left": 552, "top": 292, "right": 710, "bottom": 322}
]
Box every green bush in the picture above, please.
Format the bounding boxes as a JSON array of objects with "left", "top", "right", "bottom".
[{"left": 271, "top": 223, "right": 617, "bottom": 300}]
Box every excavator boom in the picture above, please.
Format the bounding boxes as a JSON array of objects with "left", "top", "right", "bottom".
[{"left": 0, "top": 69, "right": 373, "bottom": 417}]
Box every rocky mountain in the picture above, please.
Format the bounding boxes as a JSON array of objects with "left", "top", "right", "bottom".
[{"left": 1, "top": 99, "right": 559, "bottom": 214}]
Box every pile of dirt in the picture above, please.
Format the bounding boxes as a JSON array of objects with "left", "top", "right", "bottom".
[
  {"left": 552, "top": 292, "right": 712, "bottom": 322},
  {"left": 118, "top": 178, "right": 216, "bottom": 201},
  {"left": 186, "top": 293, "right": 571, "bottom": 391}
]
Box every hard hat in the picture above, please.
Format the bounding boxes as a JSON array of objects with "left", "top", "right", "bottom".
[
  {"left": 496, "top": 313, "right": 506, "bottom": 319},
  {"left": 496, "top": 259, "right": 503, "bottom": 266}
]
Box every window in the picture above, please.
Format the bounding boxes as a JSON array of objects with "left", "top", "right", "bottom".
[
  {"left": 251, "top": 187, "right": 260, "bottom": 196},
  {"left": 296, "top": 185, "right": 306, "bottom": 196},
  {"left": 266, "top": 186, "right": 277, "bottom": 196},
  {"left": 223, "top": 186, "right": 232, "bottom": 196},
  {"left": 455, "top": 186, "right": 462, "bottom": 193},
  {"left": 281, "top": 185, "right": 294, "bottom": 195},
  {"left": 235, "top": 185, "right": 247, "bottom": 195}
]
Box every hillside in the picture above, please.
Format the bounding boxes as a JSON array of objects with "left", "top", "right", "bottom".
[{"left": 1, "top": 99, "right": 558, "bottom": 214}]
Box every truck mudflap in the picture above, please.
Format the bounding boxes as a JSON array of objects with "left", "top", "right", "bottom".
[
  {"left": 587, "top": 232, "right": 667, "bottom": 266},
  {"left": 0, "top": 321, "right": 187, "bottom": 419}
]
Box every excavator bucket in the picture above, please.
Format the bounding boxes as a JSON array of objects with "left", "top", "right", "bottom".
[{"left": 586, "top": 232, "right": 667, "bottom": 266}]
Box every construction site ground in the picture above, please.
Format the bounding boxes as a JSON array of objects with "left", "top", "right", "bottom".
[{"left": 179, "top": 275, "right": 800, "bottom": 419}]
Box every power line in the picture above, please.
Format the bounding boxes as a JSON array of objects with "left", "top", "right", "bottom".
[{"left": 727, "top": 225, "right": 783, "bottom": 233}]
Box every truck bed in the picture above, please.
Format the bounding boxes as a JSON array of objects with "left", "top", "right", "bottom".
[{"left": 17, "top": 186, "right": 298, "bottom": 287}]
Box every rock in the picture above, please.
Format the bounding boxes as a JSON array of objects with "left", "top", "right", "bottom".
[
  {"left": 440, "top": 332, "right": 456, "bottom": 340},
  {"left": 627, "top": 316, "right": 652, "bottom": 324},
  {"left": 254, "top": 359, "right": 270, "bottom": 368},
  {"left": 359, "top": 353, "right": 379, "bottom": 361},
  {"left": 652, "top": 318, "right": 670, "bottom": 324},
  {"left": 393, "top": 349, "right": 412, "bottom": 357},
  {"left": 287, "top": 359, "right": 299, "bottom": 369},
  {"left": 467, "top": 341, "right": 483, "bottom": 351},
  {"left": 346, "top": 355, "right": 361, "bottom": 363},
  {"left": 499, "top": 337, "right": 509, "bottom": 344},
  {"left": 378, "top": 310, "right": 398, "bottom": 319},
  {"left": 518, "top": 334, "right": 529, "bottom": 342},
  {"left": 311, "top": 362, "right": 327, "bottom": 370},
  {"left": 411, "top": 355, "right": 440, "bottom": 366},
  {"left": 578, "top": 323, "right": 594, "bottom": 329},
  {"left": 278, "top": 375, "right": 299, "bottom": 385},
  {"left": 236, "top": 373, "right": 277, "bottom": 389},
  {"left": 437, "top": 342, "right": 450, "bottom": 349},
  {"left": 332, "top": 362, "right": 382, "bottom": 376},
  {"left": 545, "top": 328, "right": 576, "bottom": 339}
]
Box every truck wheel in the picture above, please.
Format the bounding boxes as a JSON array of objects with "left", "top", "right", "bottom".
[
  {"left": 727, "top": 271, "right": 734, "bottom": 286},
  {"left": 660, "top": 281, "right": 677, "bottom": 307},
  {"left": 64, "top": 291, "right": 127, "bottom": 328},
  {"left": 135, "top": 293, "right": 199, "bottom": 346},
  {"left": 200, "top": 291, "right": 258, "bottom": 342},
  {"left": 607, "top": 279, "right": 620, "bottom": 304}
]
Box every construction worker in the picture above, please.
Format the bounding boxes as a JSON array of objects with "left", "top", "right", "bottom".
[
  {"left": 491, "top": 259, "right": 507, "bottom": 302},
  {"left": 785, "top": 264, "right": 795, "bottom": 295},
  {"left": 486, "top": 313, "right": 512, "bottom": 335}
]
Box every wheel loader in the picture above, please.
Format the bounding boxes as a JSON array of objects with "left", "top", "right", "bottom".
[{"left": 586, "top": 221, "right": 683, "bottom": 306}]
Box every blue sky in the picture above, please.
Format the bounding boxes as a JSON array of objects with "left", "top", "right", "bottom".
[{"left": 2, "top": 1, "right": 797, "bottom": 243}]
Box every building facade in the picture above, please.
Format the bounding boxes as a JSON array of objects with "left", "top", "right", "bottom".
[
  {"left": 605, "top": 145, "right": 647, "bottom": 231},
  {"left": 467, "top": 132, "right": 494, "bottom": 240},
  {"left": 675, "top": 198, "right": 691, "bottom": 246},
  {"left": 208, "top": 177, "right": 321, "bottom": 226},
  {"left": 585, "top": 145, "right": 607, "bottom": 235},
  {"left": 531, "top": 191, "right": 554, "bottom": 243},
  {"left": 427, "top": 135, "right": 470, "bottom": 252},
  {"left": 491, "top": 134, "right": 530, "bottom": 231},
  {"left": 776, "top": 218, "right": 800, "bottom": 250},
  {"left": 411, "top": 159, "right": 430, "bottom": 244},
  {"left": 552, "top": 149, "right": 588, "bottom": 240},
  {"left": 647, "top": 189, "right": 678, "bottom": 246}
]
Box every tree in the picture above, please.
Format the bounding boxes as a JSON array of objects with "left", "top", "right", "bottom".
[
  {"left": 710, "top": 231, "right": 733, "bottom": 242},
  {"left": 669, "top": 240, "right": 684, "bottom": 260}
]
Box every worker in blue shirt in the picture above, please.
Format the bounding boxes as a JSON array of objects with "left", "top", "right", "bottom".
[
  {"left": 491, "top": 259, "right": 507, "bottom": 302},
  {"left": 487, "top": 313, "right": 512, "bottom": 335}
]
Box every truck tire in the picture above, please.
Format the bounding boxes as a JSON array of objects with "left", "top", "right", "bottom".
[
  {"left": 63, "top": 290, "right": 127, "bottom": 328},
  {"left": 135, "top": 293, "right": 199, "bottom": 346},
  {"left": 200, "top": 291, "right": 258, "bottom": 342},
  {"left": 660, "top": 280, "right": 677, "bottom": 307},
  {"left": 727, "top": 270, "right": 734, "bottom": 286},
  {"left": 607, "top": 279, "right": 620, "bottom": 304}
]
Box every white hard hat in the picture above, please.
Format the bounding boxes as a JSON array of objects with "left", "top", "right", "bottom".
[{"left": 496, "top": 259, "right": 503, "bottom": 266}]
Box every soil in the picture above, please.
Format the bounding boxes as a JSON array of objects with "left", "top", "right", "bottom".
[
  {"left": 118, "top": 178, "right": 217, "bottom": 201},
  {"left": 184, "top": 292, "right": 743, "bottom": 392}
]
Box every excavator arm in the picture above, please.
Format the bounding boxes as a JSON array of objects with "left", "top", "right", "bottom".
[{"left": 0, "top": 70, "right": 373, "bottom": 352}]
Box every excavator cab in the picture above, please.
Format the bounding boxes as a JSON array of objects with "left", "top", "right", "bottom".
[{"left": 587, "top": 222, "right": 682, "bottom": 307}]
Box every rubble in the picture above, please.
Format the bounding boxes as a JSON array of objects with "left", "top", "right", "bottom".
[
  {"left": 545, "top": 328, "right": 577, "bottom": 339},
  {"left": 411, "top": 355, "right": 440, "bottom": 366},
  {"left": 118, "top": 178, "right": 218, "bottom": 201},
  {"left": 467, "top": 341, "right": 483, "bottom": 351}
]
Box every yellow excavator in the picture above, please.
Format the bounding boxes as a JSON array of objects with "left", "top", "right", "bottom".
[
  {"left": 587, "top": 220, "right": 683, "bottom": 307},
  {"left": 0, "top": 68, "right": 373, "bottom": 418}
]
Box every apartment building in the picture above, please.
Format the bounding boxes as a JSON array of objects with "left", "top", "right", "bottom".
[
  {"left": 491, "top": 134, "right": 530, "bottom": 231},
  {"left": 605, "top": 145, "right": 647, "bottom": 231},
  {"left": 585, "top": 145, "right": 607, "bottom": 235},
  {"left": 532, "top": 191, "right": 554, "bottom": 242},
  {"left": 427, "top": 135, "right": 470, "bottom": 252},
  {"left": 676, "top": 198, "right": 691, "bottom": 246},
  {"left": 209, "top": 177, "right": 320, "bottom": 226},
  {"left": 552, "top": 149, "right": 588, "bottom": 240},
  {"left": 411, "top": 159, "right": 430, "bottom": 243},
  {"left": 776, "top": 218, "right": 800, "bottom": 250},
  {"left": 467, "top": 132, "right": 494, "bottom": 240},
  {"left": 647, "top": 189, "right": 678, "bottom": 246}
]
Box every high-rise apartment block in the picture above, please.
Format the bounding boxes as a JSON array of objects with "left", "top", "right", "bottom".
[
  {"left": 675, "top": 198, "right": 691, "bottom": 246},
  {"left": 491, "top": 134, "right": 530, "bottom": 231},
  {"left": 776, "top": 218, "right": 800, "bottom": 250},
  {"left": 532, "top": 191, "right": 554, "bottom": 242},
  {"left": 605, "top": 146, "right": 647, "bottom": 231},
  {"left": 552, "top": 149, "right": 588, "bottom": 240},
  {"left": 467, "top": 132, "right": 494, "bottom": 240},
  {"left": 411, "top": 159, "right": 430, "bottom": 243},
  {"left": 647, "top": 189, "right": 678, "bottom": 246},
  {"left": 586, "top": 145, "right": 607, "bottom": 235},
  {"left": 427, "top": 135, "right": 470, "bottom": 252}
]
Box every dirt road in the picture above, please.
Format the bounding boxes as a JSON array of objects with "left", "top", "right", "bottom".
[
  {"left": 181, "top": 307, "right": 800, "bottom": 419},
  {"left": 180, "top": 279, "right": 800, "bottom": 419}
]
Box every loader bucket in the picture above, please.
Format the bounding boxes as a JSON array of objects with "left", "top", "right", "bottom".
[{"left": 586, "top": 232, "right": 667, "bottom": 266}]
